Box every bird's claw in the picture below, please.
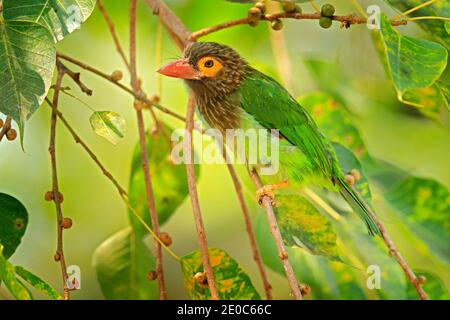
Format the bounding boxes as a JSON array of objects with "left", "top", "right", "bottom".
[{"left": 256, "top": 180, "right": 289, "bottom": 207}]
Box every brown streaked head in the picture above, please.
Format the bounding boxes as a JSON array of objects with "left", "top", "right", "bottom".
[{"left": 158, "top": 42, "right": 251, "bottom": 100}]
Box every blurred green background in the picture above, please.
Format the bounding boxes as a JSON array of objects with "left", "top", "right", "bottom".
[{"left": 0, "top": 0, "right": 449, "bottom": 299}]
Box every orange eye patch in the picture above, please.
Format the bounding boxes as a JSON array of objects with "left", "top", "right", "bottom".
[{"left": 197, "top": 56, "right": 223, "bottom": 77}]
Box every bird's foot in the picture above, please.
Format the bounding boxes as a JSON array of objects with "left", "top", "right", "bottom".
[{"left": 256, "top": 180, "right": 289, "bottom": 207}]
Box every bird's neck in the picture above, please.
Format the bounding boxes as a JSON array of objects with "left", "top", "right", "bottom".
[{"left": 194, "top": 90, "right": 242, "bottom": 133}]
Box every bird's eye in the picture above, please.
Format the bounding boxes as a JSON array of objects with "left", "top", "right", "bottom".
[
  {"left": 197, "top": 56, "right": 223, "bottom": 77},
  {"left": 204, "top": 59, "right": 214, "bottom": 68}
]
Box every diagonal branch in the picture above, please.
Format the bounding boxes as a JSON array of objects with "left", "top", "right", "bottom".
[
  {"left": 350, "top": 186, "right": 428, "bottom": 300},
  {"left": 185, "top": 95, "right": 219, "bottom": 299},
  {"left": 224, "top": 158, "right": 273, "bottom": 300},
  {"left": 250, "top": 169, "right": 303, "bottom": 300}
]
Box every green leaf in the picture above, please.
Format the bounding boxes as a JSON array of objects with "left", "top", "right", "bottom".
[
  {"left": 15, "top": 266, "right": 63, "bottom": 300},
  {"left": 92, "top": 227, "right": 158, "bottom": 300},
  {"left": 128, "top": 124, "right": 199, "bottom": 230},
  {"left": 402, "top": 83, "right": 449, "bottom": 120},
  {"left": 0, "top": 245, "right": 32, "bottom": 300},
  {"left": 406, "top": 271, "right": 450, "bottom": 300},
  {"left": 384, "top": 0, "right": 450, "bottom": 50},
  {"left": 378, "top": 13, "right": 448, "bottom": 109},
  {"left": 0, "top": 193, "right": 28, "bottom": 259},
  {"left": 383, "top": 176, "right": 450, "bottom": 261},
  {"left": 180, "top": 248, "right": 261, "bottom": 300},
  {"left": 0, "top": 20, "right": 56, "bottom": 138},
  {"left": 273, "top": 194, "right": 340, "bottom": 261},
  {"left": 3, "top": 0, "right": 97, "bottom": 42},
  {"left": 300, "top": 92, "right": 368, "bottom": 159},
  {"left": 89, "top": 111, "right": 126, "bottom": 145},
  {"left": 436, "top": 80, "right": 450, "bottom": 109}
]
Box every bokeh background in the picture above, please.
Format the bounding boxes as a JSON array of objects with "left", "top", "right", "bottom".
[{"left": 1, "top": 0, "right": 449, "bottom": 299}]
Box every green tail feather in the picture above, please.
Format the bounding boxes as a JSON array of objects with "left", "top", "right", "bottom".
[{"left": 336, "top": 177, "right": 381, "bottom": 237}]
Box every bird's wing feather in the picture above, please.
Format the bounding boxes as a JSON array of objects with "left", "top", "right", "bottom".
[{"left": 237, "top": 69, "right": 337, "bottom": 178}]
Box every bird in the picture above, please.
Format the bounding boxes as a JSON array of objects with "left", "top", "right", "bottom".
[{"left": 158, "top": 41, "right": 380, "bottom": 236}]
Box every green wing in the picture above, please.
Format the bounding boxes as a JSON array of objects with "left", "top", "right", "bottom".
[{"left": 237, "top": 69, "right": 338, "bottom": 179}]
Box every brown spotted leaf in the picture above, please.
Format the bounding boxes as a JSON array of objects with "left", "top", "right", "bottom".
[
  {"left": 0, "top": 193, "right": 28, "bottom": 259},
  {"left": 180, "top": 248, "right": 261, "bottom": 300},
  {"left": 274, "top": 194, "right": 340, "bottom": 261}
]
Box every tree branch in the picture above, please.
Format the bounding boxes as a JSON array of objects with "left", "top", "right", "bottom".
[
  {"left": 49, "top": 65, "right": 70, "bottom": 300},
  {"left": 185, "top": 95, "right": 220, "bottom": 300},
  {"left": 350, "top": 186, "right": 429, "bottom": 300},
  {"left": 56, "top": 53, "right": 186, "bottom": 122},
  {"left": 224, "top": 158, "right": 273, "bottom": 300},
  {"left": 97, "top": 0, "right": 130, "bottom": 70},
  {"left": 189, "top": 12, "right": 407, "bottom": 41},
  {"left": 129, "top": 0, "right": 166, "bottom": 300},
  {"left": 144, "top": 0, "right": 191, "bottom": 50},
  {"left": 250, "top": 170, "right": 303, "bottom": 300}
]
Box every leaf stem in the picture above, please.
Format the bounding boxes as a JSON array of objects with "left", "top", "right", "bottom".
[{"left": 391, "top": 0, "right": 439, "bottom": 21}]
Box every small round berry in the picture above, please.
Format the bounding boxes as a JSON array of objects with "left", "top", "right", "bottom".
[
  {"left": 54, "top": 253, "right": 61, "bottom": 262},
  {"left": 0, "top": 118, "right": 3, "bottom": 129},
  {"left": 45, "top": 191, "right": 54, "bottom": 202},
  {"left": 248, "top": 7, "right": 262, "bottom": 22},
  {"left": 147, "top": 270, "right": 158, "bottom": 281},
  {"left": 56, "top": 192, "right": 64, "bottom": 204},
  {"left": 255, "top": 2, "right": 266, "bottom": 14},
  {"left": 416, "top": 275, "right": 426, "bottom": 285},
  {"left": 344, "top": 174, "right": 355, "bottom": 186},
  {"left": 61, "top": 217, "right": 73, "bottom": 229},
  {"left": 271, "top": 19, "right": 284, "bottom": 31},
  {"left": 150, "top": 95, "right": 160, "bottom": 104},
  {"left": 300, "top": 283, "right": 311, "bottom": 296},
  {"left": 6, "top": 128, "right": 17, "bottom": 141},
  {"left": 321, "top": 3, "right": 335, "bottom": 17},
  {"left": 159, "top": 232, "right": 173, "bottom": 246},
  {"left": 319, "top": 16, "right": 333, "bottom": 29},
  {"left": 350, "top": 169, "right": 361, "bottom": 182},
  {"left": 283, "top": 2, "right": 297, "bottom": 13},
  {"left": 111, "top": 70, "right": 123, "bottom": 82}
]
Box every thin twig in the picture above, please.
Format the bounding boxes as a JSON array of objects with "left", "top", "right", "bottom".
[
  {"left": 224, "top": 156, "right": 273, "bottom": 299},
  {"left": 189, "top": 12, "right": 407, "bottom": 41},
  {"left": 129, "top": 0, "right": 166, "bottom": 300},
  {"left": 185, "top": 95, "right": 219, "bottom": 300},
  {"left": 350, "top": 186, "right": 429, "bottom": 300},
  {"left": 49, "top": 65, "right": 70, "bottom": 300},
  {"left": 250, "top": 169, "right": 302, "bottom": 300},
  {"left": 44, "top": 97, "right": 180, "bottom": 261},
  {"left": 56, "top": 60, "right": 92, "bottom": 96},
  {"left": 0, "top": 116, "right": 12, "bottom": 142},
  {"left": 97, "top": 0, "right": 130, "bottom": 70},
  {"left": 56, "top": 53, "right": 186, "bottom": 122}
]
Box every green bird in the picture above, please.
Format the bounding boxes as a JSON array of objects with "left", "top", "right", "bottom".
[{"left": 158, "top": 42, "right": 381, "bottom": 236}]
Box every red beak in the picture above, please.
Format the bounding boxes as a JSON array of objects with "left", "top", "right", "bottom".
[{"left": 157, "top": 58, "right": 201, "bottom": 80}]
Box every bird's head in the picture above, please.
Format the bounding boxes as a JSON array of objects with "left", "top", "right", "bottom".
[{"left": 158, "top": 42, "right": 250, "bottom": 99}]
